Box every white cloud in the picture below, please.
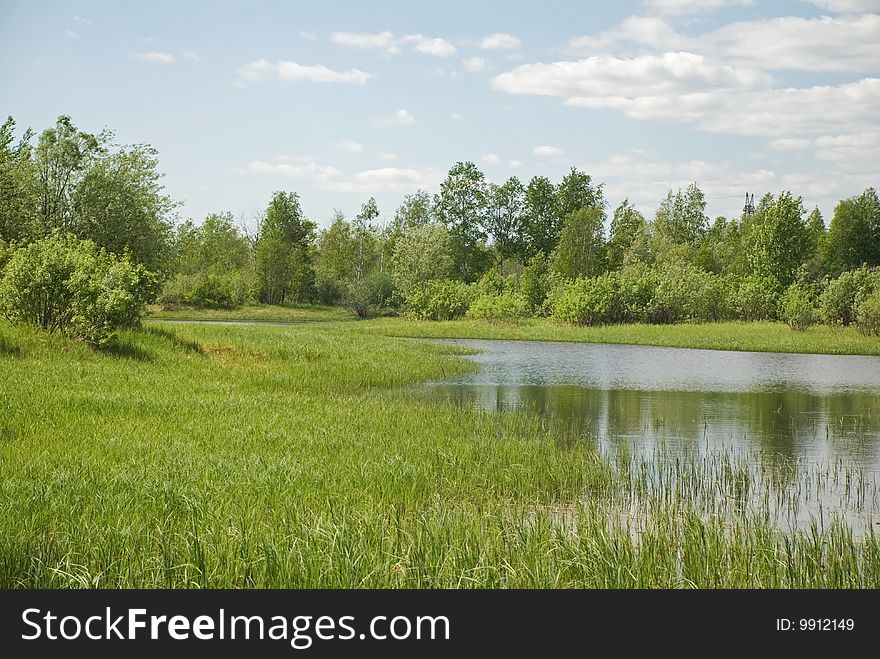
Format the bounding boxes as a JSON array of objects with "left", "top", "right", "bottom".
[
  {"left": 404, "top": 34, "right": 458, "bottom": 57},
  {"left": 65, "top": 29, "right": 78, "bottom": 39},
  {"left": 641, "top": 0, "right": 753, "bottom": 15},
  {"left": 769, "top": 138, "right": 811, "bottom": 151},
  {"left": 299, "top": 30, "right": 318, "bottom": 41},
  {"left": 462, "top": 56, "right": 490, "bottom": 72},
  {"left": 182, "top": 50, "right": 201, "bottom": 62},
  {"left": 331, "top": 31, "right": 399, "bottom": 55},
  {"left": 480, "top": 33, "right": 522, "bottom": 49},
  {"left": 432, "top": 67, "right": 461, "bottom": 79},
  {"left": 534, "top": 145, "right": 564, "bottom": 157},
  {"left": 376, "top": 108, "right": 416, "bottom": 126},
  {"left": 492, "top": 52, "right": 770, "bottom": 98},
  {"left": 333, "top": 140, "right": 364, "bottom": 153},
  {"left": 509, "top": 159, "right": 522, "bottom": 168},
  {"left": 481, "top": 153, "right": 501, "bottom": 166},
  {"left": 569, "top": 14, "right": 880, "bottom": 73},
  {"left": 379, "top": 152, "right": 398, "bottom": 160},
  {"left": 340, "top": 167, "right": 440, "bottom": 193},
  {"left": 331, "top": 31, "right": 456, "bottom": 57},
  {"left": 73, "top": 16, "right": 92, "bottom": 25},
  {"left": 235, "top": 59, "right": 372, "bottom": 86},
  {"left": 803, "top": 0, "right": 880, "bottom": 12},
  {"left": 450, "top": 112, "right": 464, "bottom": 120},
  {"left": 132, "top": 51, "right": 175, "bottom": 64},
  {"left": 814, "top": 131, "right": 880, "bottom": 169},
  {"left": 241, "top": 160, "right": 343, "bottom": 186}
]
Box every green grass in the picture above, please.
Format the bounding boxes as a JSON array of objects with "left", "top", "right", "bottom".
[
  {"left": 147, "top": 302, "right": 352, "bottom": 324},
  {"left": 1, "top": 318, "right": 879, "bottom": 587},
  {"left": 150, "top": 303, "right": 880, "bottom": 355}
]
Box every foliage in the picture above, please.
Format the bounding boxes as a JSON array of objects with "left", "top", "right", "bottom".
[
  {"left": 824, "top": 187, "right": 880, "bottom": 274},
  {"left": 157, "top": 271, "right": 254, "bottom": 309},
  {"left": 406, "top": 279, "right": 475, "bottom": 320},
  {"left": 520, "top": 252, "right": 551, "bottom": 313},
  {"left": 466, "top": 291, "right": 528, "bottom": 322},
  {"left": 521, "top": 176, "right": 559, "bottom": 260},
  {"left": 780, "top": 284, "right": 817, "bottom": 331},
  {"left": 736, "top": 274, "right": 781, "bottom": 321},
  {"left": 255, "top": 191, "right": 316, "bottom": 305},
  {"left": 551, "top": 206, "right": 606, "bottom": 280},
  {"left": 434, "top": 161, "right": 489, "bottom": 282},
  {"left": 746, "top": 191, "right": 810, "bottom": 289},
  {"left": 653, "top": 183, "right": 707, "bottom": 246},
  {"left": 485, "top": 176, "right": 525, "bottom": 268},
  {"left": 391, "top": 223, "right": 453, "bottom": 298},
  {"left": 549, "top": 273, "right": 620, "bottom": 325},
  {"left": 819, "top": 266, "right": 880, "bottom": 326},
  {"left": 606, "top": 199, "right": 645, "bottom": 270},
  {"left": 0, "top": 235, "right": 151, "bottom": 344},
  {"left": 855, "top": 289, "right": 880, "bottom": 336}
]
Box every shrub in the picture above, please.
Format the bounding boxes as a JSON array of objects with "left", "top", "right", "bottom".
[
  {"left": 856, "top": 289, "right": 880, "bottom": 335},
  {"left": 466, "top": 291, "right": 529, "bottom": 322},
  {"left": 550, "top": 273, "right": 620, "bottom": 325},
  {"left": 158, "top": 270, "right": 253, "bottom": 309},
  {"left": 736, "top": 275, "right": 781, "bottom": 321},
  {"left": 617, "top": 263, "right": 657, "bottom": 323},
  {"left": 474, "top": 268, "right": 514, "bottom": 297},
  {"left": 650, "top": 262, "right": 711, "bottom": 324},
  {"left": 0, "top": 234, "right": 151, "bottom": 345},
  {"left": 406, "top": 279, "right": 474, "bottom": 320},
  {"left": 313, "top": 268, "right": 345, "bottom": 305},
  {"left": 819, "top": 267, "right": 880, "bottom": 326},
  {"left": 345, "top": 271, "right": 396, "bottom": 318},
  {"left": 780, "top": 284, "right": 817, "bottom": 331},
  {"left": 519, "top": 252, "right": 551, "bottom": 314}
]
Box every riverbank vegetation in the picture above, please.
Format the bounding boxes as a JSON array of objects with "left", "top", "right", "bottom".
[
  {"left": 2, "top": 319, "right": 878, "bottom": 587},
  {"left": 2, "top": 115, "right": 880, "bottom": 347}
]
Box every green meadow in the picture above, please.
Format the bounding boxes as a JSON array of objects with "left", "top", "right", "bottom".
[{"left": 2, "top": 316, "right": 878, "bottom": 588}]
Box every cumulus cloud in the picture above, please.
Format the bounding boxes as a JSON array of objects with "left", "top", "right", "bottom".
[
  {"left": 182, "top": 50, "right": 201, "bottom": 62},
  {"left": 493, "top": 52, "right": 771, "bottom": 98},
  {"left": 378, "top": 152, "right": 398, "bottom": 160},
  {"left": 450, "top": 112, "right": 464, "bottom": 120},
  {"left": 331, "top": 31, "right": 456, "bottom": 57},
  {"left": 641, "top": 0, "right": 753, "bottom": 15},
  {"left": 481, "top": 153, "right": 501, "bottom": 165},
  {"left": 240, "top": 160, "right": 344, "bottom": 186},
  {"left": 333, "top": 141, "right": 364, "bottom": 153},
  {"left": 73, "top": 15, "right": 92, "bottom": 25},
  {"left": 299, "top": 30, "right": 318, "bottom": 41},
  {"left": 565, "top": 77, "right": 880, "bottom": 136},
  {"left": 65, "top": 29, "right": 78, "bottom": 39},
  {"left": 132, "top": 51, "right": 175, "bottom": 64},
  {"left": 462, "top": 56, "right": 490, "bottom": 72},
  {"left": 235, "top": 59, "right": 372, "bottom": 86},
  {"left": 509, "top": 159, "right": 522, "bottom": 168},
  {"left": 803, "top": 0, "right": 880, "bottom": 12},
  {"left": 769, "top": 138, "right": 812, "bottom": 151},
  {"left": 534, "top": 145, "right": 564, "bottom": 157},
  {"left": 375, "top": 108, "right": 416, "bottom": 126},
  {"left": 479, "top": 33, "right": 522, "bottom": 49},
  {"left": 568, "top": 14, "right": 880, "bottom": 73}
]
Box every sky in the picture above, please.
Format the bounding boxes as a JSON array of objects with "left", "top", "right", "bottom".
[{"left": 2, "top": 0, "right": 879, "bottom": 230}]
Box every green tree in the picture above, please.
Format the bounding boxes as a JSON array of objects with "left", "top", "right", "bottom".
[
  {"left": 391, "top": 223, "right": 454, "bottom": 298},
  {"left": 486, "top": 176, "right": 525, "bottom": 270},
  {"left": 824, "top": 188, "right": 880, "bottom": 274},
  {"left": 255, "top": 191, "right": 316, "bottom": 304},
  {"left": 746, "top": 190, "right": 809, "bottom": 288},
  {"left": 695, "top": 216, "right": 741, "bottom": 275},
  {"left": 606, "top": 199, "right": 646, "bottom": 270},
  {"left": 72, "top": 144, "right": 175, "bottom": 272},
  {"left": 34, "top": 115, "right": 109, "bottom": 234},
  {"left": 521, "top": 176, "right": 559, "bottom": 259},
  {"left": 551, "top": 206, "right": 607, "bottom": 279},
  {"left": 555, "top": 167, "right": 604, "bottom": 221},
  {"left": 434, "top": 161, "right": 489, "bottom": 282},
  {"left": 0, "top": 116, "right": 38, "bottom": 243},
  {"left": 654, "top": 183, "right": 708, "bottom": 246}
]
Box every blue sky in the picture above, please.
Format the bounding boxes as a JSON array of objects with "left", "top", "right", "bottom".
[{"left": 3, "top": 0, "right": 878, "bottom": 229}]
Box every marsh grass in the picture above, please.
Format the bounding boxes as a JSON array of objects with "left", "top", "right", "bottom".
[{"left": 1, "top": 319, "right": 879, "bottom": 587}]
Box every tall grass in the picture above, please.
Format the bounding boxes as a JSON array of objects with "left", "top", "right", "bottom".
[{"left": 1, "top": 319, "right": 878, "bottom": 587}]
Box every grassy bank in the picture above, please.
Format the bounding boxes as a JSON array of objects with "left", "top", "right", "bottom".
[
  {"left": 2, "top": 318, "right": 879, "bottom": 587},
  {"left": 148, "top": 304, "right": 880, "bottom": 355}
]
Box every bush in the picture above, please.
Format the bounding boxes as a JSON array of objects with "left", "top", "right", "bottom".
[
  {"left": 549, "top": 272, "right": 620, "bottom": 325},
  {"left": 345, "top": 271, "right": 396, "bottom": 318},
  {"left": 856, "top": 289, "right": 880, "bottom": 335},
  {"left": 736, "top": 275, "right": 781, "bottom": 321},
  {"left": 819, "top": 267, "right": 880, "bottom": 326},
  {"left": 780, "top": 284, "right": 817, "bottom": 331},
  {"left": 520, "top": 252, "right": 550, "bottom": 314},
  {"left": 406, "top": 279, "right": 475, "bottom": 320},
  {"left": 313, "top": 268, "right": 345, "bottom": 305},
  {"left": 474, "top": 268, "right": 514, "bottom": 297},
  {"left": 158, "top": 270, "right": 253, "bottom": 309},
  {"left": 650, "top": 262, "right": 711, "bottom": 324},
  {"left": 466, "top": 291, "right": 529, "bottom": 322},
  {"left": 617, "top": 263, "right": 657, "bottom": 323},
  {"left": 0, "top": 234, "right": 151, "bottom": 345}
]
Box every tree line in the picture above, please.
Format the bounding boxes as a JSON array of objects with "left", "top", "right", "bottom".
[{"left": 2, "top": 115, "right": 880, "bottom": 343}]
